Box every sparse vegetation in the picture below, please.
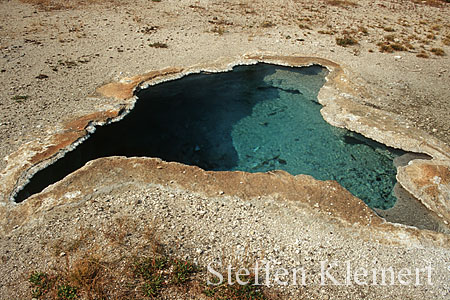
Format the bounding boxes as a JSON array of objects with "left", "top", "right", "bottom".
[
  {"left": 318, "top": 30, "right": 335, "bottom": 35},
  {"left": 261, "top": 20, "right": 275, "bottom": 28},
  {"left": 431, "top": 47, "right": 446, "bottom": 56},
  {"left": 417, "top": 51, "right": 430, "bottom": 58},
  {"left": 28, "top": 253, "right": 198, "bottom": 299},
  {"left": 411, "top": 0, "right": 449, "bottom": 7},
  {"left": 211, "top": 26, "right": 225, "bottom": 35},
  {"left": 385, "top": 34, "right": 396, "bottom": 42},
  {"left": 26, "top": 218, "right": 278, "bottom": 300},
  {"left": 57, "top": 284, "right": 78, "bottom": 300},
  {"left": 358, "top": 26, "right": 369, "bottom": 35},
  {"left": 325, "top": 0, "right": 358, "bottom": 7},
  {"left": 149, "top": 42, "right": 168, "bottom": 48},
  {"left": 377, "top": 32, "right": 410, "bottom": 53},
  {"left": 298, "top": 23, "right": 312, "bottom": 30},
  {"left": 171, "top": 259, "right": 197, "bottom": 284},
  {"left": 430, "top": 24, "right": 441, "bottom": 31},
  {"left": 29, "top": 272, "right": 54, "bottom": 298},
  {"left": 203, "top": 273, "right": 269, "bottom": 300},
  {"left": 27, "top": 251, "right": 280, "bottom": 300},
  {"left": 58, "top": 60, "right": 78, "bottom": 68},
  {"left": 391, "top": 43, "right": 407, "bottom": 51},
  {"left": 378, "top": 42, "right": 395, "bottom": 53},
  {"left": 416, "top": 50, "right": 430, "bottom": 58},
  {"left": 336, "top": 36, "right": 358, "bottom": 47},
  {"left": 12, "top": 95, "right": 30, "bottom": 102},
  {"left": 19, "top": 0, "right": 120, "bottom": 11},
  {"left": 140, "top": 25, "right": 159, "bottom": 34},
  {"left": 443, "top": 36, "right": 450, "bottom": 46}
]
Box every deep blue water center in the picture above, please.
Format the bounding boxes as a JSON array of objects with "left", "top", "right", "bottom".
[{"left": 16, "top": 64, "right": 404, "bottom": 209}]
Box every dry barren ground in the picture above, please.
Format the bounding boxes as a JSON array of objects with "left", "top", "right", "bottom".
[{"left": 0, "top": 0, "right": 449, "bottom": 299}]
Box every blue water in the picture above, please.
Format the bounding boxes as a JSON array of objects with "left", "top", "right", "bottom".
[{"left": 15, "top": 64, "right": 403, "bottom": 209}]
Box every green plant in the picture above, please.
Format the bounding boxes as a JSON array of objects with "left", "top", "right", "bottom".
[
  {"left": 143, "top": 274, "right": 163, "bottom": 297},
  {"left": 57, "top": 284, "right": 78, "bottom": 300},
  {"left": 171, "top": 259, "right": 197, "bottom": 284},
  {"left": 203, "top": 274, "right": 267, "bottom": 300},
  {"left": 154, "top": 256, "right": 168, "bottom": 270},
  {"left": 134, "top": 256, "right": 167, "bottom": 280},
  {"left": 29, "top": 272, "right": 53, "bottom": 298}
]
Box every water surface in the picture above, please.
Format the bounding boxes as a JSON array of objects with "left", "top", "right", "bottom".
[{"left": 16, "top": 64, "right": 403, "bottom": 209}]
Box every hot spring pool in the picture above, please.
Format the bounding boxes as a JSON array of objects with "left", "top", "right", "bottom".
[{"left": 16, "top": 63, "right": 404, "bottom": 208}]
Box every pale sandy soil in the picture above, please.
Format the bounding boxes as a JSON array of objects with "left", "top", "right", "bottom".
[{"left": 0, "top": 0, "right": 449, "bottom": 299}]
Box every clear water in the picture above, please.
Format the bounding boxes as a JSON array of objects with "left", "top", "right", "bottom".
[{"left": 15, "top": 64, "right": 403, "bottom": 209}]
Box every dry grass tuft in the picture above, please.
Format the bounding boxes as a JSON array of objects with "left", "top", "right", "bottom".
[
  {"left": 211, "top": 26, "right": 226, "bottom": 35},
  {"left": 325, "top": 0, "right": 358, "bottom": 7},
  {"left": 19, "top": 0, "right": 120, "bottom": 10},
  {"left": 336, "top": 35, "right": 358, "bottom": 47},
  {"left": 261, "top": 20, "right": 276, "bottom": 28},
  {"left": 149, "top": 42, "right": 168, "bottom": 48},
  {"left": 410, "top": 0, "right": 449, "bottom": 7},
  {"left": 417, "top": 51, "right": 430, "bottom": 58},
  {"left": 318, "top": 30, "right": 335, "bottom": 35},
  {"left": 377, "top": 42, "right": 408, "bottom": 53},
  {"left": 391, "top": 43, "right": 407, "bottom": 51},
  {"left": 27, "top": 220, "right": 280, "bottom": 300},
  {"left": 443, "top": 36, "right": 450, "bottom": 46},
  {"left": 431, "top": 47, "right": 446, "bottom": 56}
]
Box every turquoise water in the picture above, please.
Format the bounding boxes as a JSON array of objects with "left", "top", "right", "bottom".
[
  {"left": 227, "top": 65, "right": 402, "bottom": 209},
  {"left": 16, "top": 64, "right": 403, "bottom": 209}
]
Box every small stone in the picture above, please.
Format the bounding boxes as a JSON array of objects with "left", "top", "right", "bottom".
[{"left": 218, "top": 190, "right": 224, "bottom": 195}]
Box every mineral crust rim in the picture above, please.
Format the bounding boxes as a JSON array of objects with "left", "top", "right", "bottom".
[{"left": 0, "top": 54, "right": 449, "bottom": 240}]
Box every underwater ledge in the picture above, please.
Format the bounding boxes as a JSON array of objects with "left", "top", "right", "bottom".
[{"left": 0, "top": 54, "right": 449, "bottom": 235}]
